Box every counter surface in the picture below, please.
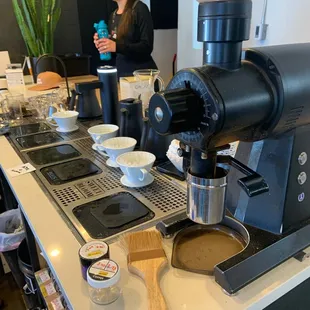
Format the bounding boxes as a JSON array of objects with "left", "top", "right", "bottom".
[{"left": 1, "top": 135, "right": 310, "bottom": 310}]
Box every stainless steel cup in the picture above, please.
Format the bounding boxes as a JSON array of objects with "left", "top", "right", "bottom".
[{"left": 187, "top": 167, "right": 228, "bottom": 225}]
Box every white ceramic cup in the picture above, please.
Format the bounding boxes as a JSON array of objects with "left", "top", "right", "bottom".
[
  {"left": 96, "top": 137, "right": 137, "bottom": 167},
  {"left": 88, "top": 124, "right": 119, "bottom": 145},
  {"left": 116, "top": 151, "right": 156, "bottom": 183},
  {"left": 47, "top": 111, "right": 79, "bottom": 130}
]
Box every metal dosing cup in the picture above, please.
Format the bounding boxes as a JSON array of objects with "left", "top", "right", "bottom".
[{"left": 187, "top": 167, "right": 228, "bottom": 225}]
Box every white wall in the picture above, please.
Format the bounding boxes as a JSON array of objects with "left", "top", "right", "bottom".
[
  {"left": 142, "top": 0, "right": 177, "bottom": 84},
  {"left": 178, "top": 0, "right": 310, "bottom": 70}
]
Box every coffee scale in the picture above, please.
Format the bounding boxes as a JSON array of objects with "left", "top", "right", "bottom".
[{"left": 149, "top": 0, "right": 310, "bottom": 295}]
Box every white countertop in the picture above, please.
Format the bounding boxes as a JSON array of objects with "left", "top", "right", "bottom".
[{"left": 1, "top": 135, "right": 310, "bottom": 310}]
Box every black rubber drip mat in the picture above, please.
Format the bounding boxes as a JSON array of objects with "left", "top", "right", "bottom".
[
  {"left": 73, "top": 193, "right": 155, "bottom": 239},
  {"left": 172, "top": 224, "right": 247, "bottom": 275},
  {"left": 10, "top": 123, "right": 51, "bottom": 136},
  {"left": 27, "top": 145, "right": 81, "bottom": 166},
  {"left": 41, "top": 158, "right": 102, "bottom": 185},
  {"left": 16, "top": 132, "right": 63, "bottom": 149}
]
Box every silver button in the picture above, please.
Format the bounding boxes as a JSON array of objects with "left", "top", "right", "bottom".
[
  {"left": 154, "top": 107, "right": 164, "bottom": 122},
  {"left": 298, "top": 192, "right": 305, "bottom": 202},
  {"left": 298, "top": 172, "right": 307, "bottom": 185},
  {"left": 298, "top": 152, "right": 308, "bottom": 166}
]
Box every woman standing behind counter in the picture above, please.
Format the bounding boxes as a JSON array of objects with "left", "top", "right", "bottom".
[{"left": 93, "top": 0, "right": 158, "bottom": 78}]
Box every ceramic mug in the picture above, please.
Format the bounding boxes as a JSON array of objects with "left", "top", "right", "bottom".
[
  {"left": 96, "top": 137, "right": 137, "bottom": 167},
  {"left": 47, "top": 111, "right": 79, "bottom": 131},
  {"left": 116, "top": 151, "right": 156, "bottom": 183},
  {"left": 88, "top": 124, "right": 119, "bottom": 145}
]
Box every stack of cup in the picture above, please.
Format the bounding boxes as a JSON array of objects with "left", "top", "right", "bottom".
[{"left": 88, "top": 124, "right": 156, "bottom": 188}]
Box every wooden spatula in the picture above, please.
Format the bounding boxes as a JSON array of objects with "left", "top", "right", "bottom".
[{"left": 122, "top": 231, "right": 168, "bottom": 310}]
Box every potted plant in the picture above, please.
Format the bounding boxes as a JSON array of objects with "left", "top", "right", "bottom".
[{"left": 12, "top": 0, "right": 62, "bottom": 81}]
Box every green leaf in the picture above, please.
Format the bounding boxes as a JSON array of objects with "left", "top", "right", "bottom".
[
  {"left": 12, "top": 0, "right": 61, "bottom": 56},
  {"left": 21, "top": 1, "right": 36, "bottom": 40},
  {"left": 12, "top": 0, "right": 39, "bottom": 56}
]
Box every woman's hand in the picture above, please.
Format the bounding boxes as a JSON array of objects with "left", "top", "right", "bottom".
[
  {"left": 93, "top": 33, "right": 100, "bottom": 49},
  {"left": 98, "top": 38, "right": 116, "bottom": 53}
]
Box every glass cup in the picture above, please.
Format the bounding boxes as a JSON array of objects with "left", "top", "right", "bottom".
[
  {"left": 0, "top": 97, "right": 10, "bottom": 135},
  {"left": 52, "top": 82, "right": 75, "bottom": 111},
  {"left": 133, "top": 69, "right": 165, "bottom": 114},
  {"left": 5, "top": 94, "right": 24, "bottom": 124},
  {"left": 28, "top": 95, "right": 52, "bottom": 120}
]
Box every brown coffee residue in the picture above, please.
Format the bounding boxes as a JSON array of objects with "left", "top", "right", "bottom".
[{"left": 175, "top": 230, "right": 244, "bottom": 272}]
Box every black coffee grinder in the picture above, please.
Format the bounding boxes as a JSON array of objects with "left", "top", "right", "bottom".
[{"left": 149, "top": 0, "right": 310, "bottom": 294}]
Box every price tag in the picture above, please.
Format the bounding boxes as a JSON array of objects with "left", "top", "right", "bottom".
[{"left": 7, "top": 163, "right": 36, "bottom": 177}]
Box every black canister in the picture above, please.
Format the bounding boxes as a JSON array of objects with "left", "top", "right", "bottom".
[
  {"left": 140, "top": 109, "right": 173, "bottom": 161},
  {"left": 119, "top": 98, "right": 143, "bottom": 145},
  {"left": 97, "top": 66, "right": 119, "bottom": 125},
  {"left": 79, "top": 241, "right": 110, "bottom": 281}
]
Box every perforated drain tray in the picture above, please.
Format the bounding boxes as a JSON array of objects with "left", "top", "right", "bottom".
[{"left": 20, "top": 135, "right": 188, "bottom": 242}]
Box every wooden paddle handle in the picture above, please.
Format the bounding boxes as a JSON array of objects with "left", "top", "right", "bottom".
[
  {"left": 129, "top": 258, "right": 168, "bottom": 310},
  {"left": 145, "top": 272, "right": 167, "bottom": 310}
]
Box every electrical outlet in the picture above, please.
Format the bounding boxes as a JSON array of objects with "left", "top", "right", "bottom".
[{"left": 255, "top": 24, "right": 268, "bottom": 41}]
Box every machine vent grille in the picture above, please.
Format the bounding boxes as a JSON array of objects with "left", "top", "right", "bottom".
[
  {"left": 52, "top": 187, "right": 82, "bottom": 206},
  {"left": 136, "top": 174, "right": 187, "bottom": 212},
  {"left": 96, "top": 171, "right": 123, "bottom": 191}
]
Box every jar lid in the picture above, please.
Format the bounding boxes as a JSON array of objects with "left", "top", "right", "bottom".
[
  {"left": 87, "top": 259, "right": 120, "bottom": 289},
  {"left": 79, "top": 241, "right": 109, "bottom": 261}
]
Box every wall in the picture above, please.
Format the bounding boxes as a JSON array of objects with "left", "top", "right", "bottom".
[
  {"left": 178, "top": 0, "right": 310, "bottom": 70},
  {"left": 0, "top": 0, "right": 82, "bottom": 64},
  {"left": 143, "top": 0, "right": 178, "bottom": 84}
]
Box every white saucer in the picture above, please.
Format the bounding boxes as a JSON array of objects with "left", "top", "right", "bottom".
[
  {"left": 56, "top": 125, "right": 79, "bottom": 133},
  {"left": 106, "top": 158, "right": 119, "bottom": 168},
  {"left": 121, "top": 174, "right": 154, "bottom": 188},
  {"left": 92, "top": 143, "right": 100, "bottom": 151},
  {"left": 92, "top": 144, "right": 108, "bottom": 157}
]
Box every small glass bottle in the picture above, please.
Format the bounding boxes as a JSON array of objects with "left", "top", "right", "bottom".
[{"left": 87, "top": 259, "right": 121, "bottom": 305}]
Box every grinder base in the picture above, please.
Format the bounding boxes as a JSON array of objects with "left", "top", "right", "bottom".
[{"left": 157, "top": 212, "right": 310, "bottom": 294}]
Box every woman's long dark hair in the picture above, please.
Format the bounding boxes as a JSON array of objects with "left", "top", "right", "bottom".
[{"left": 117, "top": 0, "right": 138, "bottom": 41}]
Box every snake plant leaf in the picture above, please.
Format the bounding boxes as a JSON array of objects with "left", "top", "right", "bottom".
[
  {"left": 12, "top": 0, "right": 61, "bottom": 57},
  {"left": 50, "top": 7, "right": 61, "bottom": 53},
  {"left": 25, "top": 0, "right": 40, "bottom": 39},
  {"left": 12, "top": 0, "right": 39, "bottom": 56},
  {"left": 21, "top": 1, "right": 36, "bottom": 42}
]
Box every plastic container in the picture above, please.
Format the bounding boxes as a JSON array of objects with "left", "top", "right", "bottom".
[
  {"left": 94, "top": 20, "right": 112, "bottom": 61},
  {"left": 79, "top": 241, "right": 110, "bottom": 281},
  {"left": 87, "top": 259, "right": 121, "bottom": 305}
]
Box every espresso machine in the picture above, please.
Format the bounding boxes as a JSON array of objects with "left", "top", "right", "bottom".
[{"left": 149, "top": 0, "right": 310, "bottom": 294}]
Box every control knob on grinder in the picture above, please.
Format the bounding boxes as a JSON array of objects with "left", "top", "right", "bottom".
[{"left": 149, "top": 88, "right": 202, "bottom": 136}]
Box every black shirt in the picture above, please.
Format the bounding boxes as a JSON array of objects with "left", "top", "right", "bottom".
[{"left": 108, "top": 1, "right": 157, "bottom": 77}]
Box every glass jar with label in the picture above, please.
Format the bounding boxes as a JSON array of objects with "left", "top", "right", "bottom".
[
  {"left": 79, "top": 241, "right": 110, "bottom": 281},
  {"left": 87, "top": 259, "right": 121, "bottom": 305}
]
